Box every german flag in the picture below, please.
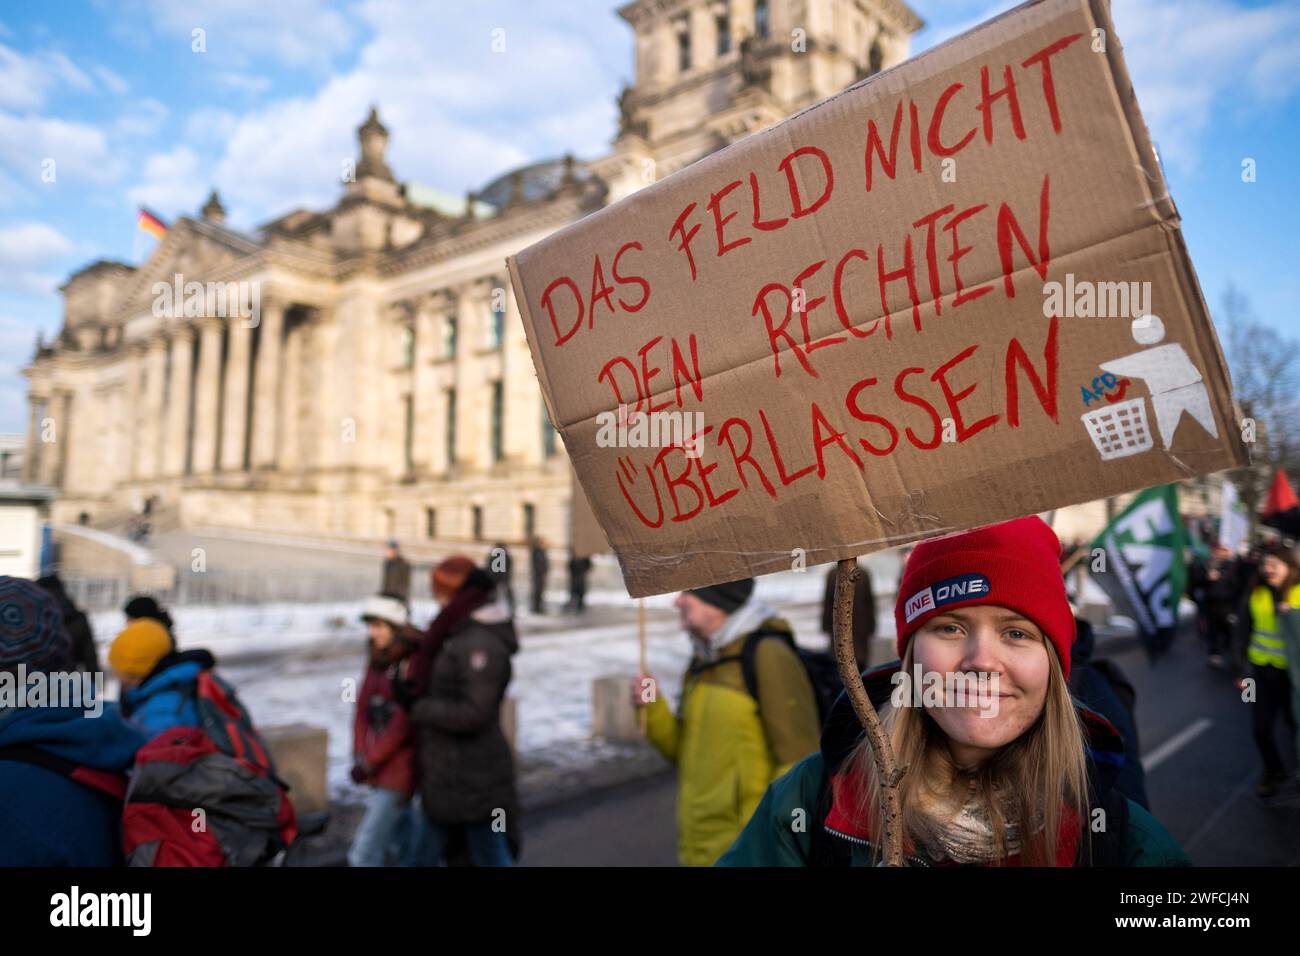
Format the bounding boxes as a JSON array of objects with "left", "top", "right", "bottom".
[{"left": 137, "top": 207, "right": 167, "bottom": 239}]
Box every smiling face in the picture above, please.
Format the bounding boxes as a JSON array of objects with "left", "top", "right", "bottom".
[{"left": 909, "top": 604, "right": 1052, "bottom": 769}]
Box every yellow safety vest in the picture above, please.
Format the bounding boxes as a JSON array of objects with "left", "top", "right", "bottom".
[{"left": 1247, "top": 584, "right": 1300, "bottom": 669}]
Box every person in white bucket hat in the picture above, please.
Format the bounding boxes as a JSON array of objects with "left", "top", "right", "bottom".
[{"left": 348, "top": 594, "right": 421, "bottom": 866}]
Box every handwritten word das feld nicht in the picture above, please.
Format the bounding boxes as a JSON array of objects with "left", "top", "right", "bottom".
[{"left": 537, "top": 31, "right": 1083, "bottom": 354}]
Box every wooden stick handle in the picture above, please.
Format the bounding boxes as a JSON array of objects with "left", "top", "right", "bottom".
[
  {"left": 833, "top": 558, "right": 905, "bottom": 866},
  {"left": 638, "top": 597, "right": 648, "bottom": 736}
]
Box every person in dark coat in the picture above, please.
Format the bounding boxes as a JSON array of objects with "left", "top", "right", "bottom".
[
  {"left": 0, "top": 576, "right": 147, "bottom": 866},
  {"left": 484, "top": 542, "right": 514, "bottom": 614},
  {"left": 381, "top": 541, "right": 412, "bottom": 603},
  {"left": 1068, "top": 615, "right": 1149, "bottom": 809},
  {"left": 404, "top": 556, "right": 519, "bottom": 865},
  {"left": 529, "top": 536, "right": 549, "bottom": 615},
  {"left": 567, "top": 550, "right": 592, "bottom": 614},
  {"left": 1187, "top": 543, "right": 1242, "bottom": 669},
  {"left": 820, "top": 559, "right": 876, "bottom": 670},
  {"left": 36, "top": 574, "right": 97, "bottom": 673}
]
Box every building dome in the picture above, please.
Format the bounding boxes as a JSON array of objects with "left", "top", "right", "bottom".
[{"left": 475, "top": 156, "right": 598, "bottom": 208}]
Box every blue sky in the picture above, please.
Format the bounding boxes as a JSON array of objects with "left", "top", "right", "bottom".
[{"left": 1, "top": 0, "right": 1296, "bottom": 432}]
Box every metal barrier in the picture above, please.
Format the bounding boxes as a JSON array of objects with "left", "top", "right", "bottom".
[{"left": 62, "top": 564, "right": 437, "bottom": 611}]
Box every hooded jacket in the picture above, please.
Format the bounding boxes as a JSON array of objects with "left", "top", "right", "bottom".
[
  {"left": 0, "top": 703, "right": 146, "bottom": 866},
  {"left": 717, "top": 661, "right": 1191, "bottom": 867},
  {"left": 410, "top": 598, "right": 519, "bottom": 824},
  {"left": 353, "top": 660, "right": 415, "bottom": 797},
  {"left": 120, "top": 649, "right": 216, "bottom": 738},
  {"left": 645, "top": 600, "right": 822, "bottom": 867}
]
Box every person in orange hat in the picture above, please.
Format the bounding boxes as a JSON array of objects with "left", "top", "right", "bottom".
[{"left": 719, "top": 517, "right": 1189, "bottom": 867}]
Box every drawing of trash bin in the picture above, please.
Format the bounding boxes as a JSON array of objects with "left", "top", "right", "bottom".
[{"left": 1081, "top": 397, "right": 1153, "bottom": 461}]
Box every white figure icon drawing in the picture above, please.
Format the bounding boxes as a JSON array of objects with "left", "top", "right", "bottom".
[{"left": 1099, "top": 315, "right": 1218, "bottom": 450}]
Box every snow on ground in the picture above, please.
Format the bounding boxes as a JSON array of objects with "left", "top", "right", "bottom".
[
  {"left": 88, "top": 564, "right": 898, "bottom": 802},
  {"left": 88, "top": 556, "right": 909, "bottom": 803}
]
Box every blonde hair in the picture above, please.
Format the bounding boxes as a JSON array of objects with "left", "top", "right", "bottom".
[{"left": 844, "top": 638, "right": 1089, "bottom": 866}]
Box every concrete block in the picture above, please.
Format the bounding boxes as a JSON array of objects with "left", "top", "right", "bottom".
[
  {"left": 261, "top": 723, "right": 329, "bottom": 815},
  {"left": 592, "top": 674, "right": 642, "bottom": 742},
  {"left": 1082, "top": 601, "right": 1110, "bottom": 627}
]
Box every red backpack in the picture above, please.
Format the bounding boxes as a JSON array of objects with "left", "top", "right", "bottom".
[
  {"left": 121, "top": 670, "right": 298, "bottom": 866},
  {"left": 3, "top": 671, "right": 298, "bottom": 866}
]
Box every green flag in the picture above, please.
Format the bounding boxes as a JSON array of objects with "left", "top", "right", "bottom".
[{"left": 1088, "top": 485, "right": 1188, "bottom": 658}]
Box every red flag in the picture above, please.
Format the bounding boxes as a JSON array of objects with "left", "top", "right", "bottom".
[{"left": 1262, "top": 468, "right": 1299, "bottom": 516}]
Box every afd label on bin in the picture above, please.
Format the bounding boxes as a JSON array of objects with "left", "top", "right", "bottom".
[{"left": 904, "top": 574, "right": 991, "bottom": 624}]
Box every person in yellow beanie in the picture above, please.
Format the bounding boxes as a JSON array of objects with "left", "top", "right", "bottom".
[
  {"left": 108, "top": 618, "right": 172, "bottom": 687},
  {"left": 111, "top": 616, "right": 219, "bottom": 737}
]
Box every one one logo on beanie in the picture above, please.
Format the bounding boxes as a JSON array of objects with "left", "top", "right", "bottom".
[{"left": 903, "top": 573, "right": 991, "bottom": 624}]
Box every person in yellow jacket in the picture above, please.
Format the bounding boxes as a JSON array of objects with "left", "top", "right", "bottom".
[
  {"left": 631, "top": 578, "right": 821, "bottom": 866},
  {"left": 1237, "top": 543, "right": 1300, "bottom": 798}
]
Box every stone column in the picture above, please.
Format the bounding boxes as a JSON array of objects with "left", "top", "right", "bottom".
[
  {"left": 413, "top": 304, "right": 437, "bottom": 472},
  {"left": 55, "top": 391, "right": 74, "bottom": 489},
  {"left": 449, "top": 287, "right": 471, "bottom": 468},
  {"left": 219, "top": 318, "right": 252, "bottom": 472},
  {"left": 37, "top": 396, "right": 60, "bottom": 487},
  {"left": 279, "top": 316, "right": 303, "bottom": 472},
  {"left": 22, "top": 398, "right": 41, "bottom": 482},
  {"left": 124, "top": 345, "right": 143, "bottom": 480},
  {"left": 164, "top": 326, "right": 195, "bottom": 476},
  {"left": 251, "top": 299, "right": 286, "bottom": 470},
  {"left": 191, "top": 317, "right": 223, "bottom": 475},
  {"left": 142, "top": 335, "right": 168, "bottom": 478}
]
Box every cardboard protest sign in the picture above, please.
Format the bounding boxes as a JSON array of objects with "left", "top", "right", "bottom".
[
  {"left": 508, "top": 0, "right": 1247, "bottom": 598},
  {"left": 569, "top": 466, "right": 610, "bottom": 559}
]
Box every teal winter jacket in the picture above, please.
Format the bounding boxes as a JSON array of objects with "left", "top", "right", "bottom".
[{"left": 717, "top": 661, "right": 1192, "bottom": 867}]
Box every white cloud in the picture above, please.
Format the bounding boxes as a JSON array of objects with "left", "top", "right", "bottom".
[
  {"left": 112, "top": 97, "right": 168, "bottom": 138},
  {"left": 127, "top": 145, "right": 207, "bottom": 216},
  {"left": 183, "top": 106, "right": 240, "bottom": 145},
  {"left": 197, "top": 0, "right": 626, "bottom": 226},
  {"left": 0, "top": 223, "right": 74, "bottom": 295},
  {"left": 143, "top": 0, "right": 356, "bottom": 70},
  {"left": 214, "top": 73, "right": 272, "bottom": 95},
  {"left": 0, "top": 42, "right": 94, "bottom": 109},
  {"left": 91, "top": 63, "right": 130, "bottom": 95},
  {"left": 0, "top": 113, "right": 122, "bottom": 187},
  {"left": 1114, "top": 0, "right": 1300, "bottom": 170}
]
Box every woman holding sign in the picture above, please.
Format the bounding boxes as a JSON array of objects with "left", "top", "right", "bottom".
[{"left": 718, "top": 517, "right": 1189, "bottom": 867}]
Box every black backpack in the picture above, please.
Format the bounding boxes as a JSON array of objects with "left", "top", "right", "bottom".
[{"left": 692, "top": 626, "right": 843, "bottom": 726}]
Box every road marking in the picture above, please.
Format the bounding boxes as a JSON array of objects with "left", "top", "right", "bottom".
[{"left": 1141, "top": 718, "right": 1213, "bottom": 772}]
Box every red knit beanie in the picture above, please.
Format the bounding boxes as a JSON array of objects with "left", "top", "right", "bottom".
[
  {"left": 432, "top": 555, "right": 477, "bottom": 594},
  {"left": 894, "top": 517, "right": 1075, "bottom": 678}
]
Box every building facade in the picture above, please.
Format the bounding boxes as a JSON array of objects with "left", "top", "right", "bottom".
[{"left": 22, "top": 0, "right": 922, "bottom": 549}]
